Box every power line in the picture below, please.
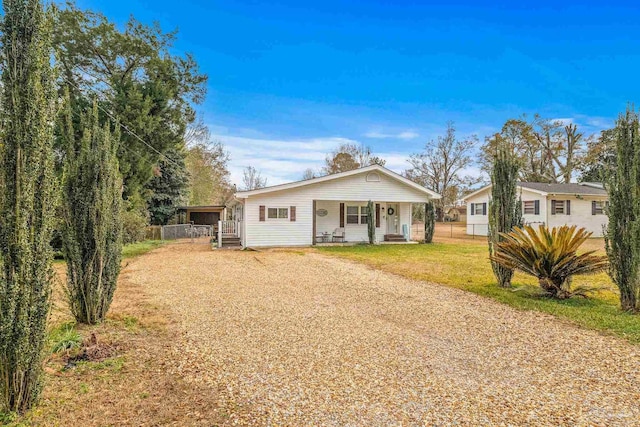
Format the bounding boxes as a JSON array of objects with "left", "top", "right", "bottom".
[{"left": 62, "top": 71, "right": 183, "bottom": 168}]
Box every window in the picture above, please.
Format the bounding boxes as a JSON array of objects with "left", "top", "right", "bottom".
[
  {"left": 551, "top": 200, "right": 570, "bottom": 215},
  {"left": 267, "top": 207, "right": 288, "bottom": 219},
  {"left": 474, "top": 203, "right": 485, "bottom": 215},
  {"left": 593, "top": 201, "right": 606, "bottom": 215},
  {"left": 346, "top": 205, "right": 369, "bottom": 225},
  {"left": 523, "top": 200, "right": 539, "bottom": 215}
]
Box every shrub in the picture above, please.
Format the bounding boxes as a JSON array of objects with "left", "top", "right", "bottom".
[
  {"left": 367, "top": 200, "right": 375, "bottom": 244},
  {"left": 488, "top": 147, "right": 522, "bottom": 287},
  {"left": 424, "top": 201, "right": 435, "bottom": 243},
  {"left": 0, "top": 0, "right": 56, "bottom": 413},
  {"left": 62, "top": 99, "right": 123, "bottom": 324},
  {"left": 605, "top": 107, "right": 640, "bottom": 312},
  {"left": 122, "top": 208, "right": 148, "bottom": 245},
  {"left": 491, "top": 225, "right": 608, "bottom": 299}
]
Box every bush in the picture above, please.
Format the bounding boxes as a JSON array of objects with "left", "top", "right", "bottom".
[
  {"left": 424, "top": 201, "right": 435, "bottom": 243},
  {"left": 491, "top": 225, "right": 608, "bottom": 299},
  {"left": 122, "top": 208, "right": 148, "bottom": 245}
]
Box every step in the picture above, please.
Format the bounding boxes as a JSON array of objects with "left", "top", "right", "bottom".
[{"left": 384, "top": 234, "right": 406, "bottom": 242}]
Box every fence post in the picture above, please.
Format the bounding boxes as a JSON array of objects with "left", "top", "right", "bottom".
[
  {"left": 218, "top": 220, "right": 222, "bottom": 248},
  {"left": 161, "top": 225, "right": 164, "bottom": 241},
  {"left": 450, "top": 223, "right": 453, "bottom": 238}
]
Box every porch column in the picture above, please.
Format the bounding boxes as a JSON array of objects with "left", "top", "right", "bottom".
[{"left": 312, "top": 200, "right": 317, "bottom": 245}]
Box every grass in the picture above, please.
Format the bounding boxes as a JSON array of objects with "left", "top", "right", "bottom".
[
  {"left": 318, "top": 242, "right": 640, "bottom": 344},
  {"left": 48, "top": 321, "right": 82, "bottom": 354},
  {"left": 122, "top": 240, "right": 165, "bottom": 259}
]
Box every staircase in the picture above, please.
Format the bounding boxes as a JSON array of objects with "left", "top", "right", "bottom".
[
  {"left": 221, "top": 235, "right": 242, "bottom": 248},
  {"left": 384, "top": 234, "right": 406, "bottom": 242}
]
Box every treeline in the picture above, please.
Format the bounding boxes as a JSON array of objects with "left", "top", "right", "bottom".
[
  {"left": 54, "top": 1, "right": 231, "bottom": 238},
  {"left": 305, "top": 116, "right": 617, "bottom": 221}
]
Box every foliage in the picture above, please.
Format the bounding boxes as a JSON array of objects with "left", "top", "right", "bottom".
[
  {"left": 580, "top": 128, "right": 616, "bottom": 183},
  {"left": 406, "top": 122, "right": 479, "bottom": 220},
  {"left": 61, "top": 100, "right": 123, "bottom": 324},
  {"left": 323, "top": 142, "right": 384, "bottom": 175},
  {"left": 424, "top": 201, "right": 435, "bottom": 243},
  {"left": 185, "top": 126, "right": 232, "bottom": 205},
  {"left": 121, "top": 240, "right": 164, "bottom": 259},
  {"left": 122, "top": 207, "right": 148, "bottom": 245},
  {"left": 0, "top": 0, "right": 57, "bottom": 413},
  {"left": 302, "top": 168, "right": 318, "bottom": 180},
  {"left": 605, "top": 108, "right": 640, "bottom": 312},
  {"left": 488, "top": 147, "right": 522, "bottom": 287},
  {"left": 242, "top": 166, "right": 267, "bottom": 191},
  {"left": 48, "top": 322, "right": 81, "bottom": 354},
  {"left": 491, "top": 225, "right": 608, "bottom": 299},
  {"left": 366, "top": 200, "right": 375, "bottom": 244},
  {"left": 54, "top": 1, "right": 207, "bottom": 209},
  {"left": 481, "top": 115, "right": 584, "bottom": 183},
  {"left": 146, "top": 146, "right": 189, "bottom": 225}
]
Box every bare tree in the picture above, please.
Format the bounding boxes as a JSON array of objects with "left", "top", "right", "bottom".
[
  {"left": 302, "top": 168, "right": 318, "bottom": 180},
  {"left": 323, "top": 142, "right": 384, "bottom": 174},
  {"left": 242, "top": 166, "right": 267, "bottom": 190},
  {"left": 406, "top": 122, "right": 479, "bottom": 219}
]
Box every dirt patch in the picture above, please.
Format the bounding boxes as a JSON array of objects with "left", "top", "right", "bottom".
[{"left": 20, "top": 247, "right": 226, "bottom": 427}]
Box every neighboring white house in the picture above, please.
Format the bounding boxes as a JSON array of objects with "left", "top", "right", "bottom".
[
  {"left": 231, "top": 165, "right": 441, "bottom": 248},
  {"left": 463, "top": 182, "right": 609, "bottom": 237}
]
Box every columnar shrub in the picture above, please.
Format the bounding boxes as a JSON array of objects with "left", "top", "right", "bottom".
[
  {"left": 605, "top": 107, "right": 640, "bottom": 312},
  {"left": 0, "top": 0, "right": 56, "bottom": 413},
  {"left": 367, "top": 200, "right": 375, "bottom": 244},
  {"left": 62, "top": 100, "right": 123, "bottom": 324},
  {"left": 488, "top": 147, "right": 522, "bottom": 288},
  {"left": 424, "top": 201, "right": 435, "bottom": 243}
]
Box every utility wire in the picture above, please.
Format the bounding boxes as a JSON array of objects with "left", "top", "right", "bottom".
[{"left": 62, "top": 69, "right": 183, "bottom": 168}]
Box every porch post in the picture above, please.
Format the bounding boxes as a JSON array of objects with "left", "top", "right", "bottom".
[
  {"left": 217, "top": 220, "right": 222, "bottom": 248},
  {"left": 312, "top": 200, "right": 317, "bottom": 245}
]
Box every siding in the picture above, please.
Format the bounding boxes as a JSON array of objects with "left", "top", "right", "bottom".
[
  {"left": 243, "top": 172, "right": 428, "bottom": 247},
  {"left": 465, "top": 186, "right": 608, "bottom": 237}
]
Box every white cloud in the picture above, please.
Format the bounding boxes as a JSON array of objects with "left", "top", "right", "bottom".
[
  {"left": 364, "top": 130, "right": 420, "bottom": 140},
  {"left": 552, "top": 117, "right": 575, "bottom": 126}
]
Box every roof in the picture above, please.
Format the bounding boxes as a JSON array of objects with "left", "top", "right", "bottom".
[
  {"left": 463, "top": 182, "right": 608, "bottom": 201},
  {"left": 175, "top": 205, "right": 226, "bottom": 210},
  {"left": 519, "top": 182, "right": 608, "bottom": 196},
  {"left": 234, "top": 165, "right": 442, "bottom": 199}
]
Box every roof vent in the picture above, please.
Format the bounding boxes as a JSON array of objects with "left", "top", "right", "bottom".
[{"left": 366, "top": 172, "right": 381, "bottom": 182}]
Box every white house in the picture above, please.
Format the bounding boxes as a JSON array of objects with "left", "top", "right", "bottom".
[
  {"left": 463, "top": 182, "right": 609, "bottom": 237},
  {"left": 229, "top": 165, "right": 441, "bottom": 248}
]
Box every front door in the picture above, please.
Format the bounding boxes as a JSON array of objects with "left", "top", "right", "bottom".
[{"left": 386, "top": 204, "right": 399, "bottom": 234}]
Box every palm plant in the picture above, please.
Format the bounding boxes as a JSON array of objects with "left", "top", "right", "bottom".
[{"left": 491, "top": 225, "right": 609, "bottom": 299}]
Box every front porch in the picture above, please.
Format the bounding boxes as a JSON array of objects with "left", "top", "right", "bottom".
[{"left": 312, "top": 200, "right": 414, "bottom": 245}]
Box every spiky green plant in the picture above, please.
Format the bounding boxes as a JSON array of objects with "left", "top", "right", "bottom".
[
  {"left": 605, "top": 107, "right": 640, "bottom": 312},
  {"left": 0, "top": 0, "right": 56, "bottom": 413},
  {"left": 424, "top": 201, "right": 435, "bottom": 243},
  {"left": 366, "top": 200, "right": 375, "bottom": 244},
  {"left": 488, "top": 146, "right": 522, "bottom": 287},
  {"left": 61, "top": 99, "right": 123, "bottom": 324},
  {"left": 491, "top": 225, "right": 608, "bottom": 299}
]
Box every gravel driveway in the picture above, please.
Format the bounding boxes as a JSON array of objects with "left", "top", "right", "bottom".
[{"left": 128, "top": 244, "right": 640, "bottom": 426}]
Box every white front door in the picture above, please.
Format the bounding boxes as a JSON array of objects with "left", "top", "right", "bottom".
[{"left": 386, "top": 203, "right": 399, "bottom": 234}]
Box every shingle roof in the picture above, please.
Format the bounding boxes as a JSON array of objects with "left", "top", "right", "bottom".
[{"left": 519, "top": 182, "right": 608, "bottom": 196}]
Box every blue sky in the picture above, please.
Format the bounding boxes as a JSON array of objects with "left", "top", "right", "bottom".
[{"left": 78, "top": 0, "right": 640, "bottom": 185}]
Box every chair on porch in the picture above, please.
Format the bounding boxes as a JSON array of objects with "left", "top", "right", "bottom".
[
  {"left": 315, "top": 233, "right": 325, "bottom": 244},
  {"left": 332, "top": 228, "right": 345, "bottom": 243}
]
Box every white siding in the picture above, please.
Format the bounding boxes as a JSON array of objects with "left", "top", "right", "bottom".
[
  {"left": 465, "top": 186, "right": 609, "bottom": 237},
  {"left": 546, "top": 196, "right": 608, "bottom": 237},
  {"left": 243, "top": 171, "right": 430, "bottom": 247}
]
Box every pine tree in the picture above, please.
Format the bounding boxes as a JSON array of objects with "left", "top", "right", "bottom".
[
  {"left": 488, "top": 147, "right": 522, "bottom": 288},
  {"left": 0, "top": 0, "right": 56, "bottom": 413},
  {"left": 605, "top": 107, "right": 640, "bottom": 312},
  {"left": 424, "top": 201, "right": 435, "bottom": 243},
  {"left": 146, "top": 146, "right": 189, "bottom": 225},
  {"left": 367, "top": 200, "right": 375, "bottom": 244},
  {"left": 61, "top": 99, "right": 123, "bottom": 324}
]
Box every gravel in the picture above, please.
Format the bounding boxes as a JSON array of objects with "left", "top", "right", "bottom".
[{"left": 128, "top": 244, "right": 640, "bottom": 426}]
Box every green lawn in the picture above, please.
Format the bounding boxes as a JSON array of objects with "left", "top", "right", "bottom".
[
  {"left": 318, "top": 243, "right": 640, "bottom": 344},
  {"left": 121, "top": 240, "right": 165, "bottom": 259}
]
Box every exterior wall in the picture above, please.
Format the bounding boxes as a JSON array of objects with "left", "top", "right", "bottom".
[
  {"left": 465, "top": 191, "right": 490, "bottom": 236},
  {"left": 243, "top": 172, "right": 428, "bottom": 247},
  {"left": 465, "top": 187, "right": 609, "bottom": 237},
  {"left": 546, "top": 196, "right": 608, "bottom": 237}
]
